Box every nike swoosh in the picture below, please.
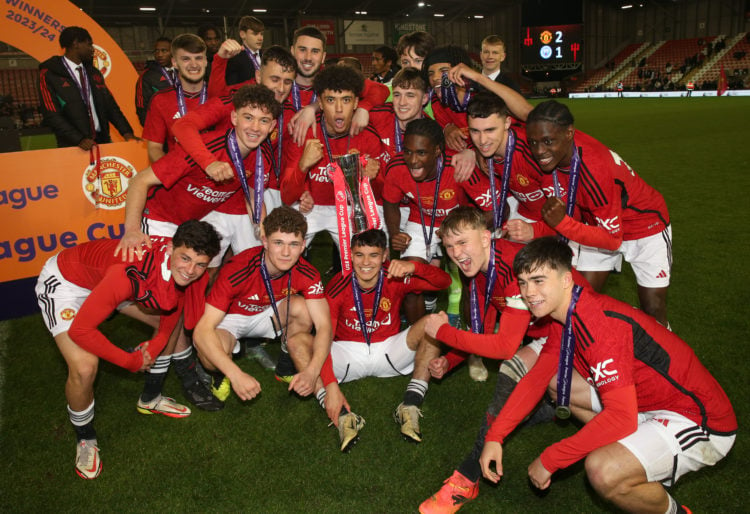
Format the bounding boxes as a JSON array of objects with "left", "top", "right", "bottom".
[{"left": 86, "top": 451, "right": 99, "bottom": 473}]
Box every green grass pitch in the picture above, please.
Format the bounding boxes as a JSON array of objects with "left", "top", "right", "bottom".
[{"left": 0, "top": 97, "right": 747, "bottom": 512}]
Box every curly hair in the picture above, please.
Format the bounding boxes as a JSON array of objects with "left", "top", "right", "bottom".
[
  {"left": 313, "top": 65, "right": 364, "bottom": 97},
  {"left": 232, "top": 84, "right": 282, "bottom": 118}
]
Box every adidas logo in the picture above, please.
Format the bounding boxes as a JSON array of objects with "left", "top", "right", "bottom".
[
  {"left": 172, "top": 111, "right": 182, "bottom": 120},
  {"left": 248, "top": 294, "right": 260, "bottom": 300},
  {"left": 656, "top": 270, "right": 668, "bottom": 279}
]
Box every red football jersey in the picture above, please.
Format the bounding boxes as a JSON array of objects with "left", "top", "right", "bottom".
[
  {"left": 147, "top": 129, "right": 269, "bottom": 224},
  {"left": 207, "top": 246, "right": 324, "bottom": 316},
  {"left": 280, "top": 116, "right": 388, "bottom": 206},
  {"left": 368, "top": 103, "right": 430, "bottom": 163},
  {"left": 535, "top": 130, "right": 669, "bottom": 244},
  {"left": 325, "top": 261, "right": 451, "bottom": 343},
  {"left": 381, "top": 154, "right": 465, "bottom": 225},
  {"left": 142, "top": 87, "right": 206, "bottom": 149},
  {"left": 486, "top": 287, "right": 737, "bottom": 473},
  {"left": 459, "top": 125, "right": 546, "bottom": 221}
]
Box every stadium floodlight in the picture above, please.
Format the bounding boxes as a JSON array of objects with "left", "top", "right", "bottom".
[
  {"left": 139, "top": 6, "right": 156, "bottom": 11},
  {"left": 621, "top": 4, "right": 633, "bottom": 8}
]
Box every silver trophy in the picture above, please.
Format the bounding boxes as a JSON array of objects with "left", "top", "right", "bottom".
[{"left": 335, "top": 152, "right": 369, "bottom": 234}]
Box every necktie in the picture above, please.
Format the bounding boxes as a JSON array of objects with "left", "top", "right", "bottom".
[{"left": 77, "top": 66, "right": 95, "bottom": 136}]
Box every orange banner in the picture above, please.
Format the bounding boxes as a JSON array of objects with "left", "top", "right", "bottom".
[
  {"left": 0, "top": 0, "right": 141, "bottom": 135},
  {"left": 0, "top": 141, "right": 147, "bottom": 281}
]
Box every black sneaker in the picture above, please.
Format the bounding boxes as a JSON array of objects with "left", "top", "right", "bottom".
[{"left": 182, "top": 379, "right": 224, "bottom": 411}]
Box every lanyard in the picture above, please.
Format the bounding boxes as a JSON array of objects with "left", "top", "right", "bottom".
[
  {"left": 226, "top": 129, "right": 265, "bottom": 224},
  {"left": 175, "top": 80, "right": 207, "bottom": 117},
  {"left": 274, "top": 110, "right": 284, "bottom": 180},
  {"left": 244, "top": 47, "right": 261, "bottom": 70},
  {"left": 555, "top": 284, "right": 583, "bottom": 419},
  {"left": 351, "top": 269, "right": 384, "bottom": 347},
  {"left": 321, "top": 119, "right": 351, "bottom": 163},
  {"left": 469, "top": 243, "right": 496, "bottom": 334},
  {"left": 414, "top": 155, "right": 444, "bottom": 260},
  {"left": 441, "top": 72, "right": 471, "bottom": 112},
  {"left": 159, "top": 65, "right": 175, "bottom": 86},
  {"left": 259, "top": 251, "right": 293, "bottom": 340},
  {"left": 486, "top": 129, "right": 516, "bottom": 230},
  {"left": 291, "top": 82, "right": 317, "bottom": 111},
  {"left": 552, "top": 141, "right": 581, "bottom": 244}
]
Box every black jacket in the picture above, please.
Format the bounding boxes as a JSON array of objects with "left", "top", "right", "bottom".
[
  {"left": 38, "top": 55, "right": 133, "bottom": 147},
  {"left": 225, "top": 50, "right": 258, "bottom": 86},
  {"left": 135, "top": 60, "right": 173, "bottom": 125}
]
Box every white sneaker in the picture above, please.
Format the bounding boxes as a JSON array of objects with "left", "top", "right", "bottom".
[
  {"left": 75, "top": 439, "right": 102, "bottom": 479},
  {"left": 136, "top": 395, "right": 191, "bottom": 418},
  {"left": 468, "top": 354, "right": 488, "bottom": 382}
]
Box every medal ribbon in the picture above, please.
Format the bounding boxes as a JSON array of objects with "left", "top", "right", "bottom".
[
  {"left": 291, "top": 82, "right": 317, "bottom": 111},
  {"left": 556, "top": 284, "right": 583, "bottom": 418},
  {"left": 552, "top": 141, "right": 581, "bottom": 244},
  {"left": 414, "top": 155, "right": 444, "bottom": 261},
  {"left": 351, "top": 269, "right": 384, "bottom": 347},
  {"left": 486, "top": 129, "right": 515, "bottom": 230},
  {"left": 441, "top": 72, "right": 472, "bottom": 112},
  {"left": 259, "top": 252, "right": 293, "bottom": 341},
  {"left": 175, "top": 80, "right": 207, "bottom": 117},
  {"left": 226, "top": 129, "right": 265, "bottom": 224},
  {"left": 274, "top": 110, "right": 284, "bottom": 180},
  {"left": 469, "top": 244, "right": 496, "bottom": 334}
]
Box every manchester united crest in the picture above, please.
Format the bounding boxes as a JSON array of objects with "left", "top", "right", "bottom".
[
  {"left": 516, "top": 175, "right": 530, "bottom": 187},
  {"left": 438, "top": 189, "right": 455, "bottom": 201},
  {"left": 92, "top": 44, "right": 112, "bottom": 78},
  {"left": 60, "top": 308, "right": 77, "bottom": 321},
  {"left": 82, "top": 156, "right": 137, "bottom": 209},
  {"left": 380, "top": 298, "right": 391, "bottom": 312}
]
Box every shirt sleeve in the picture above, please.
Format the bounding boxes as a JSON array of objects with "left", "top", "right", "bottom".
[
  {"left": 553, "top": 215, "right": 622, "bottom": 251},
  {"left": 435, "top": 306, "right": 530, "bottom": 359},
  {"left": 359, "top": 80, "right": 390, "bottom": 111},
  {"left": 207, "top": 54, "right": 230, "bottom": 98},
  {"left": 539, "top": 385, "right": 638, "bottom": 474},
  {"left": 485, "top": 349, "right": 559, "bottom": 443},
  {"left": 401, "top": 261, "right": 452, "bottom": 292},
  {"left": 68, "top": 265, "right": 148, "bottom": 372},
  {"left": 171, "top": 97, "right": 232, "bottom": 170},
  {"left": 279, "top": 130, "right": 310, "bottom": 204}
]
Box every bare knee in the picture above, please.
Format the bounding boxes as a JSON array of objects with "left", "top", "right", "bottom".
[
  {"left": 69, "top": 358, "right": 98, "bottom": 388},
  {"left": 585, "top": 447, "right": 631, "bottom": 501}
]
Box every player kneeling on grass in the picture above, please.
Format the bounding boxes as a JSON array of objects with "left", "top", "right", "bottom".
[
  {"left": 193, "top": 206, "right": 331, "bottom": 410},
  {"left": 36, "top": 220, "right": 220, "bottom": 479},
  {"left": 479, "top": 237, "right": 736, "bottom": 514},
  {"left": 288, "top": 229, "right": 451, "bottom": 451}
]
